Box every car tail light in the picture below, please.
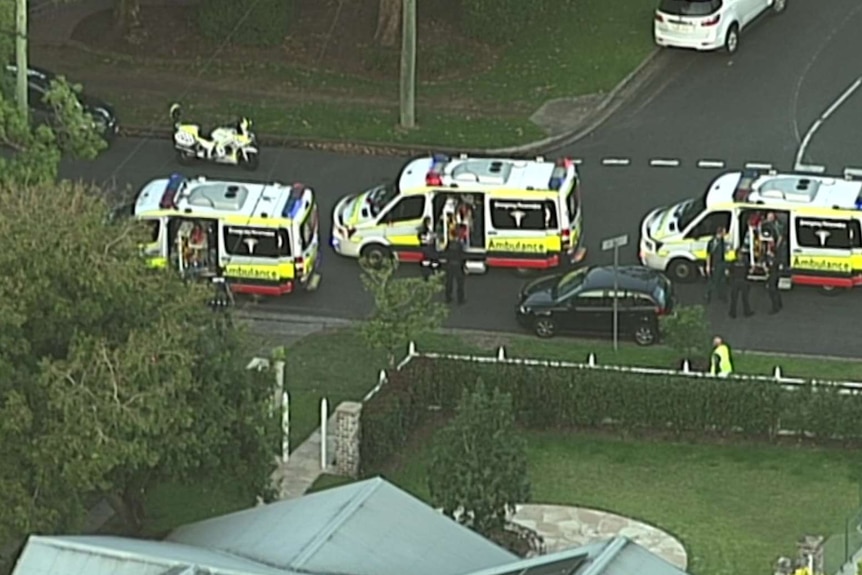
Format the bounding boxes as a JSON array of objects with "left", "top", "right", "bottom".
[
  {"left": 561, "top": 228, "right": 571, "bottom": 246},
  {"left": 701, "top": 14, "right": 720, "bottom": 26},
  {"left": 655, "top": 12, "right": 664, "bottom": 22},
  {"left": 296, "top": 257, "right": 305, "bottom": 273}
]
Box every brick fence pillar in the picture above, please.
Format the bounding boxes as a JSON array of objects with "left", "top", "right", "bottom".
[{"left": 335, "top": 402, "right": 362, "bottom": 478}]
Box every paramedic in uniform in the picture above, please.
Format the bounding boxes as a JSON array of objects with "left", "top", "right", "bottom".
[
  {"left": 705, "top": 226, "right": 728, "bottom": 304},
  {"left": 765, "top": 250, "right": 783, "bottom": 314},
  {"left": 418, "top": 217, "right": 438, "bottom": 281},
  {"left": 442, "top": 225, "right": 467, "bottom": 304},
  {"left": 728, "top": 249, "right": 754, "bottom": 319}
]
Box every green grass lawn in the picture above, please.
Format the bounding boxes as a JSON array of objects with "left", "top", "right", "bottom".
[
  {"left": 139, "top": 325, "right": 862, "bottom": 549},
  {"left": 35, "top": 0, "right": 655, "bottom": 147},
  {"left": 371, "top": 431, "right": 862, "bottom": 575}
]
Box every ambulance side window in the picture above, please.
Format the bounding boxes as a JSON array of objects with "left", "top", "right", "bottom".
[
  {"left": 795, "top": 217, "right": 862, "bottom": 249},
  {"left": 490, "top": 200, "right": 558, "bottom": 230},
  {"left": 380, "top": 196, "right": 425, "bottom": 224},
  {"left": 685, "top": 211, "right": 731, "bottom": 239}
]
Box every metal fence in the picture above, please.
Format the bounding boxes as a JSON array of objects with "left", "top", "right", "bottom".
[{"left": 824, "top": 507, "right": 862, "bottom": 575}]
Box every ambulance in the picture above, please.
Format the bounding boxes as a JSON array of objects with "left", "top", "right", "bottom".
[
  {"left": 330, "top": 153, "right": 585, "bottom": 272},
  {"left": 639, "top": 168, "right": 862, "bottom": 292},
  {"left": 133, "top": 173, "right": 321, "bottom": 296}
]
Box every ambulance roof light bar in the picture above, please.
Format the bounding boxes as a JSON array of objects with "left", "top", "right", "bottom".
[
  {"left": 426, "top": 153, "right": 449, "bottom": 186},
  {"left": 549, "top": 157, "right": 575, "bottom": 190}
]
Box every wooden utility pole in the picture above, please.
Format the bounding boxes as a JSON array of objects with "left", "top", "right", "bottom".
[
  {"left": 399, "top": 0, "right": 416, "bottom": 128},
  {"left": 16, "top": 0, "right": 29, "bottom": 119}
]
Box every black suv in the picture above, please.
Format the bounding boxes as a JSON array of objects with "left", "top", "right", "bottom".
[
  {"left": 4, "top": 64, "right": 118, "bottom": 140},
  {"left": 515, "top": 265, "right": 675, "bottom": 345}
]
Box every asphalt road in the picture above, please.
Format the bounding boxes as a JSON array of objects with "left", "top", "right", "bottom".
[{"left": 58, "top": 0, "right": 862, "bottom": 359}]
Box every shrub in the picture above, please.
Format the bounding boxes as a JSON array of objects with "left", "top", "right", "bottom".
[
  {"left": 197, "top": 0, "right": 294, "bottom": 47},
  {"left": 660, "top": 304, "right": 712, "bottom": 364},
  {"left": 358, "top": 359, "right": 862, "bottom": 475}
]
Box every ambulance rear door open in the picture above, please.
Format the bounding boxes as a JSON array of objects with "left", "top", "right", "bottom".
[{"left": 788, "top": 212, "right": 861, "bottom": 288}]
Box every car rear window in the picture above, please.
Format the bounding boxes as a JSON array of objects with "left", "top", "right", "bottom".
[{"left": 658, "top": 0, "right": 722, "bottom": 16}]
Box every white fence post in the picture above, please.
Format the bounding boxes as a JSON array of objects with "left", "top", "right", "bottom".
[
  {"left": 320, "top": 398, "right": 328, "bottom": 470},
  {"left": 274, "top": 360, "right": 285, "bottom": 416},
  {"left": 497, "top": 346, "right": 506, "bottom": 360},
  {"left": 281, "top": 391, "right": 290, "bottom": 463},
  {"left": 408, "top": 341, "right": 417, "bottom": 356},
  {"left": 588, "top": 353, "right": 596, "bottom": 367},
  {"left": 682, "top": 360, "right": 691, "bottom": 374},
  {"left": 774, "top": 366, "right": 783, "bottom": 380}
]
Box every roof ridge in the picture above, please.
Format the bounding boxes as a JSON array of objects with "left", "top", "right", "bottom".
[{"left": 289, "top": 478, "right": 385, "bottom": 570}]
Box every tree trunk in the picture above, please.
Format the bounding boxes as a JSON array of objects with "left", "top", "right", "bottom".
[
  {"left": 374, "top": 0, "right": 402, "bottom": 47},
  {"left": 113, "top": 0, "right": 143, "bottom": 41},
  {"left": 105, "top": 485, "right": 145, "bottom": 533}
]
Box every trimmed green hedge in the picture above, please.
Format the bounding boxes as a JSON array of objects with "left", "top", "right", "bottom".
[
  {"left": 197, "top": 0, "right": 294, "bottom": 47},
  {"left": 359, "top": 359, "right": 862, "bottom": 475}
]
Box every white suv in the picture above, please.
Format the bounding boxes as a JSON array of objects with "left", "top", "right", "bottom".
[{"left": 654, "top": 0, "right": 786, "bottom": 54}]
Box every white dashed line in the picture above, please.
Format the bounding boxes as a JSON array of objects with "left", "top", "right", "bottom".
[
  {"left": 794, "top": 164, "right": 826, "bottom": 174},
  {"left": 649, "top": 159, "right": 681, "bottom": 167},
  {"left": 697, "top": 160, "right": 726, "bottom": 169},
  {"left": 844, "top": 167, "right": 862, "bottom": 180},
  {"left": 745, "top": 162, "right": 774, "bottom": 171},
  {"left": 601, "top": 158, "right": 631, "bottom": 166},
  {"left": 571, "top": 158, "right": 584, "bottom": 165}
]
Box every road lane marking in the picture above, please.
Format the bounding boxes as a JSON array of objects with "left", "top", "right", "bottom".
[
  {"left": 649, "top": 159, "right": 681, "bottom": 167},
  {"left": 745, "top": 162, "right": 774, "bottom": 170},
  {"left": 795, "top": 164, "right": 826, "bottom": 174},
  {"left": 697, "top": 160, "right": 725, "bottom": 169},
  {"left": 794, "top": 76, "right": 862, "bottom": 171},
  {"left": 601, "top": 158, "right": 631, "bottom": 166}
]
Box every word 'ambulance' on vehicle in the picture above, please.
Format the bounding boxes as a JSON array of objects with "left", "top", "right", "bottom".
[
  {"left": 133, "top": 173, "right": 321, "bottom": 296},
  {"left": 639, "top": 168, "right": 862, "bottom": 293},
  {"left": 330, "top": 153, "right": 585, "bottom": 273}
]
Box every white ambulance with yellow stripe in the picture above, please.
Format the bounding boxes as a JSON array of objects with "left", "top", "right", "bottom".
[
  {"left": 639, "top": 168, "right": 862, "bottom": 293},
  {"left": 133, "top": 173, "right": 320, "bottom": 296},
  {"left": 330, "top": 153, "right": 585, "bottom": 272}
]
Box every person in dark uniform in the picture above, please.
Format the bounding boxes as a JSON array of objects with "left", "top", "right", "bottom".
[
  {"left": 443, "top": 226, "right": 467, "bottom": 304},
  {"left": 764, "top": 250, "right": 783, "bottom": 314},
  {"left": 705, "top": 226, "right": 728, "bottom": 303},
  {"left": 728, "top": 251, "right": 754, "bottom": 319},
  {"left": 418, "top": 217, "right": 438, "bottom": 281}
]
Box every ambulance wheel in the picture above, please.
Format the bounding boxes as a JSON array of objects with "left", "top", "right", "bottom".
[
  {"left": 818, "top": 285, "right": 846, "bottom": 297},
  {"left": 360, "top": 244, "right": 392, "bottom": 268},
  {"left": 667, "top": 259, "right": 698, "bottom": 283}
]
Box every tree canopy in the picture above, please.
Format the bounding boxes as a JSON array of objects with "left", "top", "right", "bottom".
[
  {"left": 0, "top": 1, "right": 106, "bottom": 187},
  {"left": 0, "top": 183, "right": 279, "bottom": 542},
  {"left": 359, "top": 258, "right": 449, "bottom": 365},
  {"left": 427, "top": 381, "right": 530, "bottom": 538}
]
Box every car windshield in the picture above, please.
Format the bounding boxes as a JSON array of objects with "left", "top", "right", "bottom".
[
  {"left": 368, "top": 182, "right": 399, "bottom": 217},
  {"left": 658, "top": 0, "right": 721, "bottom": 16},
  {"left": 555, "top": 267, "right": 589, "bottom": 298},
  {"left": 676, "top": 197, "right": 706, "bottom": 231}
]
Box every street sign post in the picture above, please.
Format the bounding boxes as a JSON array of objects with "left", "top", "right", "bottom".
[{"left": 601, "top": 234, "right": 629, "bottom": 351}]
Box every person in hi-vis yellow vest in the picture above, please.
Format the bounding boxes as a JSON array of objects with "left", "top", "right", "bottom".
[{"left": 710, "top": 336, "right": 733, "bottom": 377}]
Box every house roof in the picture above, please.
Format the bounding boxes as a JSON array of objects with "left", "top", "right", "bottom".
[
  {"left": 11, "top": 535, "right": 294, "bottom": 575},
  {"left": 461, "top": 536, "right": 688, "bottom": 575},
  {"left": 168, "top": 476, "right": 518, "bottom": 575}
]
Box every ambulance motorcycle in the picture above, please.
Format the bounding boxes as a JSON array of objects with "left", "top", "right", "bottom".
[{"left": 169, "top": 103, "right": 260, "bottom": 171}]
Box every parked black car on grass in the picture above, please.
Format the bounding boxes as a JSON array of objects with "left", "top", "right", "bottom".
[
  {"left": 4, "top": 64, "right": 118, "bottom": 141},
  {"left": 515, "top": 265, "right": 675, "bottom": 345}
]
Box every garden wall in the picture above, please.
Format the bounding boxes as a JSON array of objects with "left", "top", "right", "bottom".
[{"left": 357, "top": 349, "right": 862, "bottom": 476}]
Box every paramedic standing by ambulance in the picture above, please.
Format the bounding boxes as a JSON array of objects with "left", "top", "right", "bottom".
[
  {"left": 710, "top": 336, "right": 734, "bottom": 377},
  {"left": 705, "top": 227, "right": 728, "bottom": 303}
]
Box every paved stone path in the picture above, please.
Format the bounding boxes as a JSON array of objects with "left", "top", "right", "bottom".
[{"left": 270, "top": 400, "right": 688, "bottom": 569}]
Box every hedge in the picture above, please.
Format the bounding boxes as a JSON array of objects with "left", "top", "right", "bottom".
[
  {"left": 197, "top": 0, "right": 294, "bottom": 47},
  {"left": 359, "top": 359, "right": 862, "bottom": 476}
]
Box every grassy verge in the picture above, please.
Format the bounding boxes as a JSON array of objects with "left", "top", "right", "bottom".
[
  {"left": 33, "top": 0, "right": 655, "bottom": 147},
  {"left": 385, "top": 430, "right": 862, "bottom": 575},
  {"left": 139, "top": 326, "right": 862, "bottom": 537}
]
